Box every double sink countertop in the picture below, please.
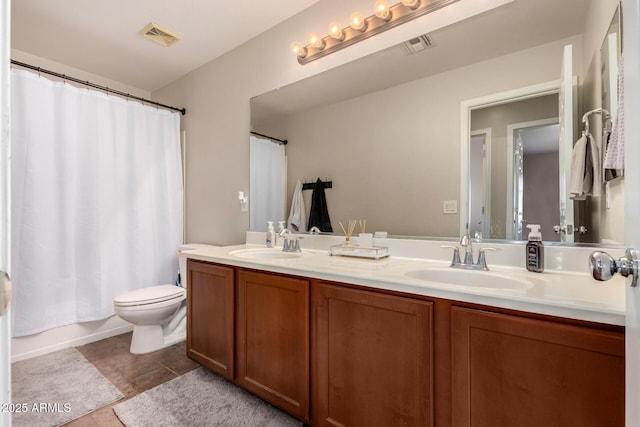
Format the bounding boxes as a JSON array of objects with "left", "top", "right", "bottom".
[{"left": 181, "top": 235, "right": 625, "bottom": 327}]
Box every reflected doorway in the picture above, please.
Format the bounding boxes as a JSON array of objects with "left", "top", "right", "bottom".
[{"left": 509, "top": 120, "right": 561, "bottom": 242}]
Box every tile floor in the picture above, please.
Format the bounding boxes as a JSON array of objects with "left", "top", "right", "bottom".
[{"left": 65, "top": 332, "right": 199, "bottom": 426}]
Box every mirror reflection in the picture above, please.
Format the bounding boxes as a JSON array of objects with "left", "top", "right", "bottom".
[{"left": 250, "top": 0, "right": 623, "bottom": 245}]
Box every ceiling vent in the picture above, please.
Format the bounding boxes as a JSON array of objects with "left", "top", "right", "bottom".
[
  {"left": 140, "top": 22, "right": 181, "bottom": 47},
  {"left": 401, "top": 34, "right": 433, "bottom": 55}
]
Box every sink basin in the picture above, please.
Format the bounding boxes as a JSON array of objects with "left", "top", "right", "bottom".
[
  {"left": 229, "top": 248, "right": 315, "bottom": 260},
  {"left": 404, "top": 268, "right": 534, "bottom": 290}
]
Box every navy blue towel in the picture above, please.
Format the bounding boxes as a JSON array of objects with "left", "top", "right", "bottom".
[{"left": 308, "top": 178, "right": 333, "bottom": 232}]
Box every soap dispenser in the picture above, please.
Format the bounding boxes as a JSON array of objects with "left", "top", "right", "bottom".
[
  {"left": 266, "top": 221, "right": 276, "bottom": 248},
  {"left": 525, "top": 224, "right": 544, "bottom": 273}
]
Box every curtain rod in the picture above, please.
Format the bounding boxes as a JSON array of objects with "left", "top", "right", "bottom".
[
  {"left": 250, "top": 131, "right": 288, "bottom": 145},
  {"left": 10, "top": 59, "right": 186, "bottom": 116}
]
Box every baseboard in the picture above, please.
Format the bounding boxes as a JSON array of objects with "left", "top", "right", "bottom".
[{"left": 11, "top": 316, "right": 133, "bottom": 362}]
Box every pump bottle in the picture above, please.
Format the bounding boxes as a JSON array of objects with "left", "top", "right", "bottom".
[
  {"left": 525, "top": 224, "right": 544, "bottom": 273},
  {"left": 266, "top": 222, "right": 276, "bottom": 248}
]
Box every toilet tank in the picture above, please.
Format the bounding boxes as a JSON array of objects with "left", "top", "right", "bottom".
[{"left": 177, "top": 244, "right": 215, "bottom": 287}]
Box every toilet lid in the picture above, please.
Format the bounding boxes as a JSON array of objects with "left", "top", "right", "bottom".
[{"left": 114, "top": 284, "right": 185, "bottom": 307}]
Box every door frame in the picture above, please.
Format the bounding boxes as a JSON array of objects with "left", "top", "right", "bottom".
[
  {"left": 0, "top": 0, "right": 12, "bottom": 425},
  {"left": 469, "top": 128, "right": 492, "bottom": 239},
  {"left": 622, "top": 0, "right": 640, "bottom": 424},
  {"left": 460, "top": 80, "right": 560, "bottom": 237}
]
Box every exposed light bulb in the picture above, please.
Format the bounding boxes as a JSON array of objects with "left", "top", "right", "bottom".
[
  {"left": 328, "top": 21, "right": 344, "bottom": 41},
  {"left": 350, "top": 12, "right": 367, "bottom": 32},
  {"left": 308, "top": 32, "right": 325, "bottom": 49},
  {"left": 374, "top": 0, "right": 391, "bottom": 21},
  {"left": 401, "top": 0, "right": 420, "bottom": 9},
  {"left": 290, "top": 41, "right": 307, "bottom": 58}
]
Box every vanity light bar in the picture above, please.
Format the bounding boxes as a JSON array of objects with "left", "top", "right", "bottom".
[{"left": 292, "top": 0, "right": 459, "bottom": 65}]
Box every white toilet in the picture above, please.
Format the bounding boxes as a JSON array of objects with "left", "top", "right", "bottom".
[{"left": 113, "top": 243, "right": 210, "bottom": 354}]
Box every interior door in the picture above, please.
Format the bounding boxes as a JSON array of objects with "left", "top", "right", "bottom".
[
  {"left": 558, "top": 44, "right": 575, "bottom": 243},
  {"left": 0, "top": 0, "right": 11, "bottom": 425},
  {"left": 623, "top": 0, "right": 640, "bottom": 424}
]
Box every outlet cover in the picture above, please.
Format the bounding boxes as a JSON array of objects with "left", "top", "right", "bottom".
[{"left": 443, "top": 200, "right": 457, "bottom": 214}]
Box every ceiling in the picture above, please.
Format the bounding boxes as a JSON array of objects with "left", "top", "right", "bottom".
[{"left": 11, "top": 0, "right": 320, "bottom": 92}]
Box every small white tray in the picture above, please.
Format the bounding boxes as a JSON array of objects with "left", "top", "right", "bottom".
[{"left": 329, "top": 244, "right": 390, "bottom": 260}]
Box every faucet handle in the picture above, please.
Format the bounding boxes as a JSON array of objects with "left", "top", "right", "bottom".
[
  {"left": 476, "top": 247, "right": 500, "bottom": 270},
  {"left": 441, "top": 245, "right": 461, "bottom": 266}
]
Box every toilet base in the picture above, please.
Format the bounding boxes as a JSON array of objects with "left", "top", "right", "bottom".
[{"left": 129, "top": 318, "right": 186, "bottom": 354}]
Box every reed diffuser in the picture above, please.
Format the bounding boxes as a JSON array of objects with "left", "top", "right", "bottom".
[{"left": 339, "top": 220, "right": 357, "bottom": 245}]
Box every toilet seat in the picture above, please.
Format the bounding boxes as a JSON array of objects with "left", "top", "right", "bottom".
[{"left": 114, "top": 284, "right": 185, "bottom": 307}]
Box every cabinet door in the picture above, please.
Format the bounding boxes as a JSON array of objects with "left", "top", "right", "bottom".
[
  {"left": 237, "top": 270, "right": 310, "bottom": 420},
  {"left": 314, "top": 282, "right": 434, "bottom": 427},
  {"left": 186, "top": 260, "right": 234, "bottom": 380},
  {"left": 451, "top": 306, "right": 624, "bottom": 427}
]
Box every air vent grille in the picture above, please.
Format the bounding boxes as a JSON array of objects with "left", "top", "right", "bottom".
[
  {"left": 140, "top": 22, "right": 181, "bottom": 47},
  {"left": 401, "top": 34, "right": 433, "bottom": 55}
]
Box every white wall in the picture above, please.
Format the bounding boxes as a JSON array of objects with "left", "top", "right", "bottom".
[
  {"left": 152, "top": 0, "right": 512, "bottom": 245},
  {"left": 11, "top": 49, "right": 150, "bottom": 99}
]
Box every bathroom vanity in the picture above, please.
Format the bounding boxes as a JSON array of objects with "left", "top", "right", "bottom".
[{"left": 184, "top": 242, "right": 625, "bottom": 426}]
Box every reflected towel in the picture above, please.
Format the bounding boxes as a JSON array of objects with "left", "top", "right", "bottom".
[
  {"left": 287, "top": 180, "right": 307, "bottom": 232},
  {"left": 604, "top": 56, "right": 625, "bottom": 169},
  {"left": 570, "top": 133, "right": 595, "bottom": 200},
  {"left": 308, "top": 178, "right": 333, "bottom": 232}
]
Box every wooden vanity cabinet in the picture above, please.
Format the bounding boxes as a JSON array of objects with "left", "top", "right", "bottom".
[
  {"left": 451, "top": 306, "right": 625, "bottom": 427},
  {"left": 185, "top": 260, "right": 624, "bottom": 427},
  {"left": 313, "top": 281, "right": 434, "bottom": 427},
  {"left": 237, "top": 270, "right": 310, "bottom": 421},
  {"left": 186, "top": 260, "right": 235, "bottom": 380}
]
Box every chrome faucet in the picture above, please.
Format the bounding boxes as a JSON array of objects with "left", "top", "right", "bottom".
[
  {"left": 309, "top": 226, "right": 321, "bottom": 235},
  {"left": 279, "top": 228, "right": 301, "bottom": 253},
  {"left": 442, "top": 234, "right": 498, "bottom": 271}
]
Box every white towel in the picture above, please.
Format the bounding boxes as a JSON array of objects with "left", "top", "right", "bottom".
[
  {"left": 287, "top": 180, "right": 307, "bottom": 232},
  {"left": 570, "top": 133, "right": 596, "bottom": 200},
  {"left": 604, "top": 56, "right": 624, "bottom": 169}
]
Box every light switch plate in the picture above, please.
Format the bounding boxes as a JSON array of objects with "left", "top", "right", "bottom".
[{"left": 443, "top": 200, "right": 457, "bottom": 214}]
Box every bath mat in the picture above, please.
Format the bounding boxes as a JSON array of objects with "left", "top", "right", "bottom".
[
  {"left": 11, "top": 347, "right": 124, "bottom": 426},
  {"left": 113, "top": 367, "right": 303, "bottom": 427}
]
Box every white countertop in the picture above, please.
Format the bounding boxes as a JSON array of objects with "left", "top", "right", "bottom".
[{"left": 181, "top": 239, "right": 626, "bottom": 327}]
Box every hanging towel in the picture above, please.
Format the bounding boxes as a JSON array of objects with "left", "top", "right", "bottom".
[
  {"left": 287, "top": 180, "right": 307, "bottom": 232},
  {"left": 604, "top": 56, "right": 625, "bottom": 169},
  {"left": 569, "top": 133, "right": 595, "bottom": 200},
  {"left": 308, "top": 178, "right": 333, "bottom": 232}
]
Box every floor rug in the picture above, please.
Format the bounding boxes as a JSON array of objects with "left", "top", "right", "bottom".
[
  {"left": 113, "top": 367, "right": 303, "bottom": 427},
  {"left": 11, "top": 347, "right": 124, "bottom": 426}
]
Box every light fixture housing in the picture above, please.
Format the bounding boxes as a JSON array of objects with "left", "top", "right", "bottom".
[{"left": 294, "top": 0, "right": 458, "bottom": 65}]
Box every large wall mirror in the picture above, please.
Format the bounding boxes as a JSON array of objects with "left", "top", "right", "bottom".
[{"left": 250, "top": 0, "right": 623, "bottom": 246}]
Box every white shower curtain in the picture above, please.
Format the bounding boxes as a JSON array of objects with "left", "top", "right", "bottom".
[
  {"left": 10, "top": 69, "right": 183, "bottom": 337},
  {"left": 249, "top": 135, "right": 286, "bottom": 232}
]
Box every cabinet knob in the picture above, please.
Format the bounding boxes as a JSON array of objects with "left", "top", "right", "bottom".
[{"left": 589, "top": 248, "right": 638, "bottom": 287}]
